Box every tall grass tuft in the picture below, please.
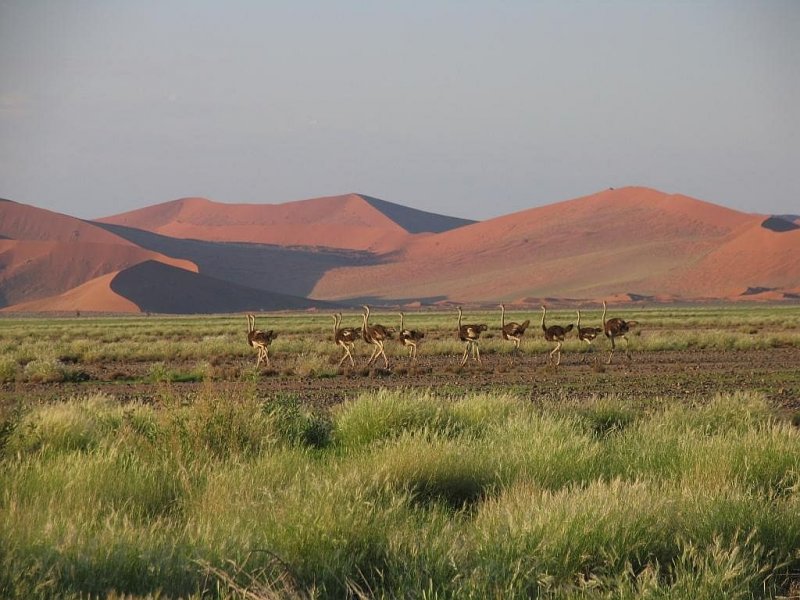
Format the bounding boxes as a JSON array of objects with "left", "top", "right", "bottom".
[
  {"left": 0, "top": 356, "right": 17, "bottom": 383},
  {"left": 22, "top": 358, "right": 67, "bottom": 383},
  {"left": 576, "top": 395, "right": 639, "bottom": 437},
  {"left": 3, "top": 393, "right": 123, "bottom": 457},
  {"left": 333, "top": 389, "right": 526, "bottom": 449}
]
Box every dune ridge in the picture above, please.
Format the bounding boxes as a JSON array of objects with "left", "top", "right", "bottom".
[
  {"left": 2, "top": 187, "right": 798, "bottom": 313},
  {"left": 97, "top": 193, "right": 472, "bottom": 253}
]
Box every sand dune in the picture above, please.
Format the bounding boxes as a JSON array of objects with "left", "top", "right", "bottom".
[
  {"left": 109, "top": 261, "right": 336, "bottom": 314},
  {"left": 680, "top": 222, "right": 800, "bottom": 297},
  {"left": 97, "top": 193, "right": 472, "bottom": 253},
  {"left": 2, "top": 271, "right": 140, "bottom": 313},
  {"left": 0, "top": 199, "right": 197, "bottom": 309},
  {"left": 3, "top": 187, "right": 798, "bottom": 312},
  {"left": 92, "top": 222, "right": 381, "bottom": 299},
  {"left": 0, "top": 239, "right": 197, "bottom": 308},
  {"left": 1, "top": 198, "right": 135, "bottom": 245},
  {"left": 310, "top": 187, "right": 797, "bottom": 303}
]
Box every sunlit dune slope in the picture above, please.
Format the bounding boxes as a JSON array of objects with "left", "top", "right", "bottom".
[
  {"left": 0, "top": 199, "right": 196, "bottom": 309},
  {"left": 310, "top": 187, "right": 798, "bottom": 302},
  {"left": 2, "top": 272, "right": 140, "bottom": 313},
  {"left": 96, "top": 193, "right": 473, "bottom": 253}
]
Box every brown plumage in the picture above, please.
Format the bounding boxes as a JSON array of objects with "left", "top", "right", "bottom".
[
  {"left": 457, "top": 306, "right": 488, "bottom": 366},
  {"left": 602, "top": 300, "right": 639, "bottom": 364},
  {"left": 576, "top": 309, "right": 602, "bottom": 362},
  {"left": 246, "top": 313, "right": 277, "bottom": 367},
  {"left": 333, "top": 313, "right": 361, "bottom": 368},
  {"left": 362, "top": 305, "right": 395, "bottom": 368},
  {"left": 500, "top": 303, "right": 530, "bottom": 352},
  {"left": 541, "top": 305, "right": 573, "bottom": 366},
  {"left": 398, "top": 312, "right": 424, "bottom": 361}
]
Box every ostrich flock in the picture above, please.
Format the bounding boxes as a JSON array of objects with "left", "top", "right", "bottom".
[{"left": 246, "top": 301, "right": 638, "bottom": 370}]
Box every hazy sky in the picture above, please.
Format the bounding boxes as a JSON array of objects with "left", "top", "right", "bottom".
[{"left": 1, "top": 1, "right": 798, "bottom": 221}]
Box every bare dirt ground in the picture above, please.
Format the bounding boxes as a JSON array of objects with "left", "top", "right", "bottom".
[{"left": 3, "top": 347, "right": 799, "bottom": 412}]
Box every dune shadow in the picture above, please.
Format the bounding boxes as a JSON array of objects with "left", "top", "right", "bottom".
[
  {"left": 360, "top": 195, "right": 476, "bottom": 233},
  {"left": 761, "top": 217, "right": 799, "bottom": 233},
  {"left": 110, "top": 260, "right": 341, "bottom": 313},
  {"left": 92, "top": 222, "right": 384, "bottom": 298},
  {"left": 344, "top": 294, "right": 449, "bottom": 307}
]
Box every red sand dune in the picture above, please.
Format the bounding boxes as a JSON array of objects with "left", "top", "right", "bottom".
[
  {"left": 3, "top": 271, "right": 140, "bottom": 313},
  {"left": 661, "top": 221, "right": 800, "bottom": 298},
  {"left": 97, "top": 194, "right": 415, "bottom": 252},
  {"left": 1, "top": 199, "right": 133, "bottom": 245},
  {"left": 107, "top": 260, "right": 334, "bottom": 313},
  {"left": 4, "top": 188, "right": 799, "bottom": 312},
  {"left": 310, "top": 187, "right": 798, "bottom": 303},
  {"left": 0, "top": 239, "right": 197, "bottom": 308},
  {"left": 0, "top": 199, "right": 197, "bottom": 310}
]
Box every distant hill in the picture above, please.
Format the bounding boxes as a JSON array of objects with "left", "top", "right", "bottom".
[
  {"left": 310, "top": 187, "right": 800, "bottom": 303},
  {"left": 0, "top": 199, "right": 195, "bottom": 309},
  {"left": 92, "top": 222, "right": 381, "bottom": 299},
  {"left": 2, "top": 188, "right": 798, "bottom": 313},
  {"left": 97, "top": 193, "right": 473, "bottom": 253}
]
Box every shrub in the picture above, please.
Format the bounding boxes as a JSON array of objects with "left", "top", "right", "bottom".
[
  {"left": 263, "top": 394, "right": 332, "bottom": 449},
  {"left": 577, "top": 396, "right": 638, "bottom": 437},
  {"left": 22, "top": 359, "right": 66, "bottom": 383},
  {"left": 0, "top": 355, "right": 18, "bottom": 383}
]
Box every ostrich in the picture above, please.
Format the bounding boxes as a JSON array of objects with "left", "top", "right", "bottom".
[
  {"left": 500, "top": 303, "right": 530, "bottom": 354},
  {"left": 457, "top": 306, "right": 488, "bottom": 367},
  {"left": 576, "top": 309, "right": 602, "bottom": 362},
  {"left": 362, "top": 305, "right": 395, "bottom": 368},
  {"left": 246, "top": 314, "right": 277, "bottom": 367},
  {"left": 398, "top": 312, "right": 425, "bottom": 361},
  {"left": 540, "top": 305, "right": 573, "bottom": 366},
  {"left": 332, "top": 313, "right": 361, "bottom": 368},
  {"left": 601, "top": 301, "right": 639, "bottom": 364}
]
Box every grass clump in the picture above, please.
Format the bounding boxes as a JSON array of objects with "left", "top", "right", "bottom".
[
  {"left": 333, "top": 389, "right": 451, "bottom": 448},
  {"left": 0, "top": 356, "right": 18, "bottom": 383},
  {"left": 22, "top": 358, "right": 67, "bottom": 383},
  {"left": 3, "top": 393, "right": 123, "bottom": 457},
  {"left": 146, "top": 362, "right": 204, "bottom": 383},
  {"left": 366, "top": 432, "right": 499, "bottom": 508},
  {"left": 263, "top": 393, "right": 332, "bottom": 449},
  {"left": 333, "top": 389, "right": 526, "bottom": 449},
  {"left": 576, "top": 395, "right": 639, "bottom": 437}
]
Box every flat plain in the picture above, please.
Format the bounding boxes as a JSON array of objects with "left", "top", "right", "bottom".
[
  {"left": 2, "top": 305, "right": 800, "bottom": 599},
  {"left": 1, "top": 305, "right": 799, "bottom": 408}
]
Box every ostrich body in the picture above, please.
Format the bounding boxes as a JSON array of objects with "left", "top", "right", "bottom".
[
  {"left": 457, "top": 306, "right": 488, "bottom": 366},
  {"left": 541, "top": 305, "right": 573, "bottom": 366},
  {"left": 246, "top": 314, "right": 277, "bottom": 367},
  {"left": 332, "top": 313, "right": 361, "bottom": 368},
  {"left": 398, "top": 312, "right": 424, "bottom": 360},
  {"left": 500, "top": 303, "right": 530, "bottom": 352},
  {"left": 602, "top": 301, "right": 639, "bottom": 364},
  {"left": 362, "top": 305, "right": 395, "bottom": 368},
  {"left": 576, "top": 309, "right": 602, "bottom": 362}
]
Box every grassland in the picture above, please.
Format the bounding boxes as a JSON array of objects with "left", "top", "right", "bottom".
[
  {"left": 1, "top": 305, "right": 800, "bottom": 598},
  {"left": 0, "top": 305, "right": 799, "bottom": 383}
]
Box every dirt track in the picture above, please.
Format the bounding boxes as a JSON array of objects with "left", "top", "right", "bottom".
[{"left": 3, "top": 347, "right": 799, "bottom": 412}]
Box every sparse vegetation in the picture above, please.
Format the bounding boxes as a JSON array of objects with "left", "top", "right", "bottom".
[{"left": 0, "top": 306, "right": 799, "bottom": 371}]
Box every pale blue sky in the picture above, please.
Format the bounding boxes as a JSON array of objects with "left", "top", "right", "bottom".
[{"left": 1, "top": 1, "right": 798, "bottom": 221}]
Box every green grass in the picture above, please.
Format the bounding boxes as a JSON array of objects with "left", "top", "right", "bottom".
[
  {"left": 2, "top": 388, "right": 800, "bottom": 598},
  {"left": 2, "top": 305, "right": 799, "bottom": 374}
]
